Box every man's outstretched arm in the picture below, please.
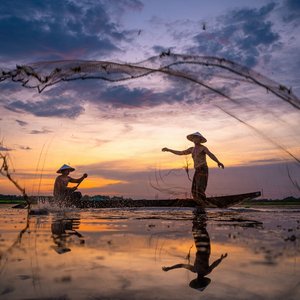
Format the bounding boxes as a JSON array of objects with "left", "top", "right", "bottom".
[
  {"left": 162, "top": 147, "right": 193, "bottom": 156},
  {"left": 204, "top": 147, "right": 224, "bottom": 168},
  {"left": 162, "top": 263, "right": 195, "bottom": 272},
  {"left": 209, "top": 253, "right": 227, "bottom": 273}
]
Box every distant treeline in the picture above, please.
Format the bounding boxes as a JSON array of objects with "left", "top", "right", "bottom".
[
  {"left": 0, "top": 194, "right": 132, "bottom": 203},
  {"left": 245, "top": 196, "right": 300, "bottom": 204},
  {"left": 0, "top": 194, "right": 24, "bottom": 201}
]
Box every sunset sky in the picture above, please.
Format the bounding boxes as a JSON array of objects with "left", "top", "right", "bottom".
[{"left": 0, "top": 0, "right": 299, "bottom": 199}]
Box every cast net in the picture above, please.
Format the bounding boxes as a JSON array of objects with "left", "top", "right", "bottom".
[{"left": 0, "top": 53, "right": 299, "bottom": 109}]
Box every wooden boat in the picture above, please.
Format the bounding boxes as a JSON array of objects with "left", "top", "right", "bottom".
[
  {"left": 72, "top": 191, "right": 261, "bottom": 209},
  {"left": 12, "top": 191, "right": 261, "bottom": 209}
]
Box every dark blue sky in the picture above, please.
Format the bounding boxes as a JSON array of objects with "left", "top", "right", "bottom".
[{"left": 0, "top": 0, "right": 299, "bottom": 113}]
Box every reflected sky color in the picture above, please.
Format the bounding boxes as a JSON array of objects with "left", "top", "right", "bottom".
[
  {"left": 0, "top": 0, "right": 299, "bottom": 199},
  {"left": 0, "top": 206, "right": 299, "bottom": 299}
]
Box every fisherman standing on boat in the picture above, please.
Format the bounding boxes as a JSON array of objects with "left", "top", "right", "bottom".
[
  {"left": 53, "top": 164, "right": 88, "bottom": 206},
  {"left": 162, "top": 132, "right": 224, "bottom": 206}
]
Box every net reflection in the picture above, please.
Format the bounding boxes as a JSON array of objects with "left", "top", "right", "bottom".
[
  {"left": 51, "top": 214, "right": 84, "bottom": 254},
  {"left": 0, "top": 211, "right": 30, "bottom": 276},
  {"left": 162, "top": 210, "right": 227, "bottom": 292}
]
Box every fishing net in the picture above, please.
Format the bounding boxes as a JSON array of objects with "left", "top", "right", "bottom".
[{"left": 0, "top": 53, "right": 299, "bottom": 109}]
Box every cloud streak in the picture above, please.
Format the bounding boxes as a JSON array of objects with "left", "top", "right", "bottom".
[
  {"left": 15, "top": 119, "right": 28, "bottom": 127},
  {"left": 30, "top": 129, "right": 52, "bottom": 135},
  {"left": 5, "top": 97, "right": 84, "bottom": 118},
  {"left": 19, "top": 145, "right": 32, "bottom": 150},
  {"left": 0, "top": 146, "right": 12, "bottom": 151}
]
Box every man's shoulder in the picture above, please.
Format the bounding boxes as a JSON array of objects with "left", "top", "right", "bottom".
[
  {"left": 55, "top": 175, "right": 70, "bottom": 181},
  {"left": 199, "top": 145, "right": 208, "bottom": 152}
]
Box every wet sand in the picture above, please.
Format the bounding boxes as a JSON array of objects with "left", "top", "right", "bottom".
[{"left": 0, "top": 205, "right": 299, "bottom": 300}]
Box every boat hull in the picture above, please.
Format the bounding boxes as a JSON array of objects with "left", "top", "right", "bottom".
[{"left": 73, "top": 191, "right": 261, "bottom": 209}]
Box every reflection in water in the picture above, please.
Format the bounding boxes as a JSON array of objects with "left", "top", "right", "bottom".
[
  {"left": 0, "top": 207, "right": 299, "bottom": 299},
  {"left": 51, "top": 214, "right": 84, "bottom": 254},
  {"left": 0, "top": 212, "right": 30, "bottom": 275},
  {"left": 162, "top": 210, "right": 227, "bottom": 291}
]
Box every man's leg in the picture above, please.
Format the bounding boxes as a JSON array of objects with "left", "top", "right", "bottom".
[{"left": 192, "top": 167, "right": 209, "bottom": 206}]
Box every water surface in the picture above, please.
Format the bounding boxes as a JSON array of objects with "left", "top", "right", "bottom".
[{"left": 0, "top": 205, "right": 299, "bottom": 299}]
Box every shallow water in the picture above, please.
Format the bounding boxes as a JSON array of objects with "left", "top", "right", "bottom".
[{"left": 0, "top": 205, "right": 299, "bottom": 300}]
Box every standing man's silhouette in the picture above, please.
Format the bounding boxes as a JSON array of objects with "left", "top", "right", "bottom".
[{"left": 162, "top": 132, "right": 224, "bottom": 206}]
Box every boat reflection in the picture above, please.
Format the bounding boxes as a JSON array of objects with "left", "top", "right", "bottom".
[
  {"left": 162, "top": 210, "right": 227, "bottom": 291},
  {"left": 51, "top": 214, "right": 85, "bottom": 254}
]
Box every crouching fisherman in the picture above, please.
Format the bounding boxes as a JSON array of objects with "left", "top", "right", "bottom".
[{"left": 53, "top": 164, "right": 88, "bottom": 206}]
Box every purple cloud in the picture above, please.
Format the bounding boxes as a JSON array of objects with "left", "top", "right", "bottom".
[
  {"left": 30, "top": 129, "right": 52, "bottom": 135},
  {"left": 190, "top": 3, "right": 280, "bottom": 67},
  {"left": 6, "top": 97, "right": 84, "bottom": 119},
  {"left": 0, "top": 0, "right": 142, "bottom": 61},
  {"left": 0, "top": 145, "right": 13, "bottom": 151},
  {"left": 19, "top": 145, "right": 32, "bottom": 150},
  {"left": 16, "top": 119, "right": 28, "bottom": 127}
]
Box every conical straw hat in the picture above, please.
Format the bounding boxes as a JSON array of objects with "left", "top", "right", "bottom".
[
  {"left": 186, "top": 132, "right": 207, "bottom": 143},
  {"left": 56, "top": 164, "right": 75, "bottom": 174}
]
